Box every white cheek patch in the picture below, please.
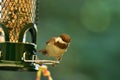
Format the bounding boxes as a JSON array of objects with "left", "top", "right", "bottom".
[
  {"left": 55, "top": 37, "right": 66, "bottom": 44},
  {"left": 55, "top": 37, "right": 62, "bottom": 42}
]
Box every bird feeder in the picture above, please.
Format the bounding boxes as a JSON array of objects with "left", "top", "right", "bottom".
[{"left": 0, "top": 0, "right": 59, "bottom": 71}]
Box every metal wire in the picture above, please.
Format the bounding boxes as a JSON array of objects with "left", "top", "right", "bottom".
[{"left": 23, "top": 52, "right": 60, "bottom": 66}]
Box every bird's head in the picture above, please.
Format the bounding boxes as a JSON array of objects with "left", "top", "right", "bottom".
[{"left": 59, "top": 34, "right": 71, "bottom": 43}]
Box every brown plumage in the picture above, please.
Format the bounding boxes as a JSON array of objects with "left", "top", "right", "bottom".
[{"left": 39, "top": 33, "right": 71, "bottom": 61}]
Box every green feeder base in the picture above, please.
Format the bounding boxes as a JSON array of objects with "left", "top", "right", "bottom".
[{"left": 0, "top": 42, "right": 38, "bottom": 71}]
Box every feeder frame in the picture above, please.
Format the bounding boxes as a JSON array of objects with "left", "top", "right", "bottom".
[{"left": 0, "top": 0, "right": 59, "bottom": 71}]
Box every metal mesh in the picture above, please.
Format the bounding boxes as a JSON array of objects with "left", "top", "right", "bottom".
[{"left": 0, "top": 0, "right": 37, "bottom": 42}]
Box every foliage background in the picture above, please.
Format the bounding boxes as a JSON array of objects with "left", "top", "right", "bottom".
[{"left": 0, "top": 0, "right": 120, "bottom": 80}]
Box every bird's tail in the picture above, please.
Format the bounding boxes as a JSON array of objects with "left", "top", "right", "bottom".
[{"left": 38, "top": 49, "right": 48, "bottom": 55}]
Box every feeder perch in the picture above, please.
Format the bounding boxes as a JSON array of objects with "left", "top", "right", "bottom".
[{"left": 0, "top": 0, "right": 59, "bottom": 71}]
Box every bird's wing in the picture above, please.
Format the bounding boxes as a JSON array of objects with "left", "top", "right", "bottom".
[
  {"left": 54, "top": 41, "right": 68, "bottom": 49},
  {"left": 46, "top": 37, "right": 56, "bottom": 44}
]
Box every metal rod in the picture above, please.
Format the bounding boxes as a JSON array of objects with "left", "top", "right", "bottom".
[{"left": 23, "top": 52, "right": 60, "bottom": 65}]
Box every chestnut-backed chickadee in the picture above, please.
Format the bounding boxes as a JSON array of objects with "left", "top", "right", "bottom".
[{"left": 39, "top": 34, "right": 71, "bottom": 61}]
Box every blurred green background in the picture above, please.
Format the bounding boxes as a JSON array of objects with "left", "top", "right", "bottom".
[{"left": 0, "top": 0, "right": 120, "bottom": 80}]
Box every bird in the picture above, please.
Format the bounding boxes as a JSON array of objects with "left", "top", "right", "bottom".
[{"left": 39, "top": 33, "right": 71, "bottom": 61}]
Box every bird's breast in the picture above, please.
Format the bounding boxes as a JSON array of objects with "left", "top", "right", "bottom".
[{"left": 46, "top": 43, "right": 66, "bottom": 57}]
